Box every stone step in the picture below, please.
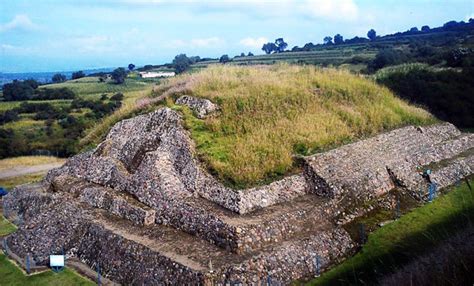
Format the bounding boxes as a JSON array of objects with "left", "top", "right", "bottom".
[
  {"left": 302, "top": 124, "right": 469, "bottom": 201},
  {"left": 413, "top": 133, "right": 474, "bottom": 166},
  {"left": 50, "top": 175, "right": 156, "bottom": 225},
  {"left": 157, "top": 193, "right": 335, "bottom": 254},
  {"left": 430, "top": 154, "right": 474, "bottom": 190},
  {"left": 75, "top": 210, "right": 354, "bottom": 285},
  {"left": 49, "top": 175, "right": 335, "bottom": 255}
]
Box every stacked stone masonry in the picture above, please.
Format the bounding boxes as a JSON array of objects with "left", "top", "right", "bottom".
[{"left": 4, "top": 106, "right": 473, "bottom": 285}]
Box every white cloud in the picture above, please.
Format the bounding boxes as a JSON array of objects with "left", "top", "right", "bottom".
[
  {"left": 0, "top": 14, "right": 39, "bottom": 32},
  {"left": 299, "top": 0, "right": 359, "bottom": 21},
  {"left": 239, "top": 37, "right": 268, "bottom": 49},
  {"left": 0, "top": 43, "right": 35, "bottom": 55},
  {"left": 190, "top": 37, "right": 224, "bottom": 47}
]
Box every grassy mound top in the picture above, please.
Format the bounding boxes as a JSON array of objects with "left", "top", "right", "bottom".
[{"left": 167, "top": 64, "right": 435, "bottom": 188}]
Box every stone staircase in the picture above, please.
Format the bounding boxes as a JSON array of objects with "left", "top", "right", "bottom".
[{"left": 3, "top": 107, "right": 473, "bottom": 285}]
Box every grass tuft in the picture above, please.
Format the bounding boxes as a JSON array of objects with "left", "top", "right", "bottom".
[{"left": 167, "top": 64, "right": 435, "bottom": 188}]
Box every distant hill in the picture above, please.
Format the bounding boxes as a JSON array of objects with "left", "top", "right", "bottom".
[{"left": 0, "top": 68, "right": 115, "bottom": 87}]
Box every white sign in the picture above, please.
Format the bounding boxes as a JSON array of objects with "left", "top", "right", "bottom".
[{"left": 49, "top": 255, "right": 65, "bottom": 267}]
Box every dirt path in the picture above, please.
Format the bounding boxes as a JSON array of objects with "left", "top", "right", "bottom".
[{"left": 0, "top": 163, "right": 63, "bottom": 179}]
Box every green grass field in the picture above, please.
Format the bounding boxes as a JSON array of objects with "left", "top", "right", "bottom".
[
  {"left": 0, "top": 75, "right": 158, "bottom": 158},
  {"left": 167, "top": 64, "right": 435, "bottom": 188},
  {"left": 307, "top": 178, "right": 474, "bottom": 285},
  {"left": 192, "top": 45, "right": 377, "bottom": 68},
  {"left": 39, "top": 76, "right": 152, "bottom": 95},
  {"left": 0, "top": 253, "right": 94, "bottom": 286}
]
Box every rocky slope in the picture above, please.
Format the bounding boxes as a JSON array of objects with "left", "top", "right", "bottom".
[{"left": 3, "top": 99, "right": 473, "bottom": 285}]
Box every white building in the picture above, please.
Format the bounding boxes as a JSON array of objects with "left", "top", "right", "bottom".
[{"left": 139, "top": 71, "right": 175, "bottom": 78}]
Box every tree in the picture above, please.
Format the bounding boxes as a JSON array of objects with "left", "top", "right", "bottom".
[
  {"left": 421, "top": 25, "right": 430, "bottom": 32},
  {"left": 110, "top": 92, "right": 124, "bottom": 101},
  {"left": 24, "top": 79, "right": 39, "bottom": 89},
  {"left": 409, "top": 27, "right": 419, "bottom": 33},
  {"left": 71, "top": 71, "right": 85, "bottom": 79},
  {"left": 189, "top": 56, "right": 201, "bottom": 64},
  {"left": 369, "top": 49, "right": 404, "bottom": 71},
  {"left": 334, "top": 34, "right": 344, "bottom": 45},
  {"left": 52, "top": 73, "right": 67, "bottom": 83},
  {"left": 219, "top": 54, "right": 231, "bottom": 64},
  {"left": 128, "top": 63, "right": 135, "bottom": 71},
  {"left": 111, "top": 67, "right": 127, "bottom": 84},
  {"left": 172, "top": 54, "right": 192, "bottom": 74},
  {"left": 274, "top": 38, "right": 288, "bottom": 53},
  {"left": 323, "top": 36, "right": 333, "bottom": 45},
  {"left": 247, "top": 52, "right": 254, "bottom": 57},
  {"left": 367, "top": 29, "right": 376, "bottom": 41},
  {"left": 262, "top": 42, "right": 277, "bottom": 54},
  {"left": 2, "top": 80, "right": 37, "bottom": 101}
]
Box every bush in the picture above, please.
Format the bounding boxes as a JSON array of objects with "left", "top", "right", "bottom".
[
  {"left": 110, "top": 92, "right": 124, "bottom": 101},
  {"left": 368, "top": 49, "right": 407, "bottom": 71},
  {"left": 377, "top": 67, "right": 474, "bottom": 128},
  {"left": 52, "top": 73, "right": 67, "bottom": 83},
  {"left": 71, "top": 71, "right": 85, "bottom": 80},
  {"left": 111, "top": 68, "right": 127, "bottom": 84},
  {"left": 17, "top": 102, "right": 55, "bottom": 113},
  {"left": 2, "top": 80, "right": 37, "bottom": 101},
  {"left": 172, "top": 54, "right": 192, "bottom": 74},
  {"left": 34, "top": 88, "right": 76, "bottom": 100},
  {"left": 0, "top": 110, "right": 19, "bottom": 125},
  {"left": 219, "top": 54, "right": 231, "bottom": 64}
]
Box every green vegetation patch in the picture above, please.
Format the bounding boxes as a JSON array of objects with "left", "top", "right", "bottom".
[
  {"left": 0, "top": 252, "right": 94, "bottom": 286},
  {"left": 175, "top": 64, "right": 435, "bottom": 188},
  {"left": 308, "top": 178, "right": 474, "bottom": 285},
  {"left": 0, "top": 216, "right": 17, "bottom": 236},
  {"left": 41, "top": 77, "right": 150, "bottom": 95}
]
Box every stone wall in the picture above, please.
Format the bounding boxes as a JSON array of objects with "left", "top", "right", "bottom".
[
  {"left": 430, "top": 155, "right": 474, "bottom": 189},
  {"left": 211, "top": 228, "right": 354, "bottom": 284},
  {"left": 80, "top": 186, "right": 156, "bottom": 226},
  {"left": 5, "top": 105, "right": 473, "bottom": 285},
  {"left": 303, "top": 123, "right": 473, "bottom": 203},
  {"left": 2, "top": 184, "right": 354, "bottom": 285}
]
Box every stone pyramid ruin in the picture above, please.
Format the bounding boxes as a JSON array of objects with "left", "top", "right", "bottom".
[{"left": 3, "top": 98, "right": 473, "bottom": 284}]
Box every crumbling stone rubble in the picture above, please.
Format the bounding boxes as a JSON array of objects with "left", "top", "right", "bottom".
[
  {"left": 175, "top": 95, "right": 218, "bottom": 118},
  {"left": 3, "top": 106, "right": 473, "bottom": 285}
]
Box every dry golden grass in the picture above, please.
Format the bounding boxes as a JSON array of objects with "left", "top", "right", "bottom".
[
  {"left": 0, "top": 156, "right": 65, "bottom": 171},
  {"left": 166, "top": 64, "right": 436, "bottom": 188}
]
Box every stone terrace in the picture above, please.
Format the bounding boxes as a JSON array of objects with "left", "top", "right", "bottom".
[{"left": 3, "top": 105, "right": 473, "bottom": 285}]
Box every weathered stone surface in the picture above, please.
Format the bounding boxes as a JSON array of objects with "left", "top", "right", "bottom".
[
  {"left": 80, "top": 186, "right": 156, "bottom": 226},
  {"left": 430, "top": 154, "right": 474, "bottom": 189},
  {"left": 4, "top": 105, "right": 473, "bottom": 285},
  {"left": 176, "top": 95, "right": 218, "bottom": 118},
  {"left": 303, "top": 123, "right": 473, "bottom": 203},
  {"left": 3, "top": 185, "right": 353, "bottom": 285}
]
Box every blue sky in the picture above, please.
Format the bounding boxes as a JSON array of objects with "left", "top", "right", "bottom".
[{"left": 1, "top": 0, "right": 473, "bottom": 72}]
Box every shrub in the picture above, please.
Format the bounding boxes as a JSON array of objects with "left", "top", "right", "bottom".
[
  {"left": 368, "top": 49, "right": 407, "bottom": 71},
  {"left": 72, "top": 71, "right": 85, "bottom": 80},
  {"left": 34, "top": 87, "right": 76, "bottom": 100},
  {"left": 111, "top": 68, "right": 127, "bottom": 84},
  {"left": 0, "top": 110, "right": 19, "bottom": 125},
  {"left": 110, "top": 92, "right": 124, "bottom": 101},
  {"left": 377, "top": 66, "right": 474, "bottom": 128},
  {"left": 52, "top": 73, "right": 67, "bottom": 83},
  {"left": 2, "top": 80, "right": 37, "bottom": 101}
]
